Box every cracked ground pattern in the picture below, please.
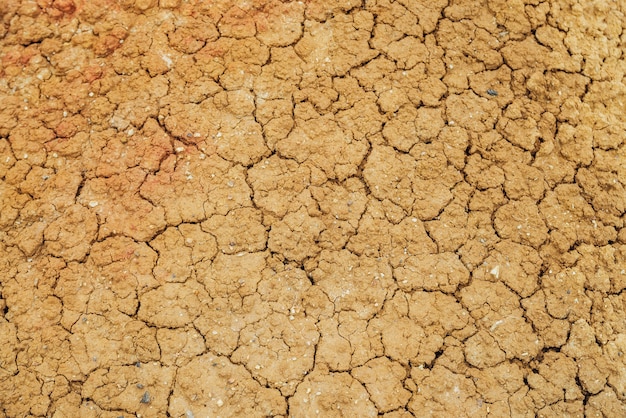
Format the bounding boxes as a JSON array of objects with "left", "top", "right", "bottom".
[{"left": 1, "top": 0, "right": 626, "bottom": 416}]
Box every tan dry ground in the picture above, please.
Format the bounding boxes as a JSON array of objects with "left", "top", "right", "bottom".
[{"left": 1, "top": 0, "right": 626, "bottom": 417}]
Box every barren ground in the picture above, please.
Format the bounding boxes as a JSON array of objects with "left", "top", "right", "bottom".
[{"left": 1, "top": 0, "right": 626, "bottom": 416}]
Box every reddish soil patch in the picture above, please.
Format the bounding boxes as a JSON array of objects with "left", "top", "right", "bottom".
[{"left": 1, "top": 0, "right": 625, "bottom": 416}]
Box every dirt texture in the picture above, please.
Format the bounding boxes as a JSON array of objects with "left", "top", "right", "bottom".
[{"left": 1, "top": 0, "right": 626, "bottom": 416}]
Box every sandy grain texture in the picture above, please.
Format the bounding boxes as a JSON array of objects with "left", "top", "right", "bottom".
[{"left": 1, "top": 0, "right": 626, "bottom": 416}]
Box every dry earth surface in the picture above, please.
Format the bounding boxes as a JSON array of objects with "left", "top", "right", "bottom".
[{"left": 1, "top": 0, "right": 626, "bottom": 416}]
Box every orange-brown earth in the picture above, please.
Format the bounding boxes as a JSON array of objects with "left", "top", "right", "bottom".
[{"left": 1, "top": 0, "right": 626, "bottom": 416}]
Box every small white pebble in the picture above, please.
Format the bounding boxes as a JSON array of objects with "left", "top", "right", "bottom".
[
  {"left": 88, "top": 201, "right": 99, "bottom": 208},
  {"left": 490, "top": 265, "right": 500, "bottom": 279}
]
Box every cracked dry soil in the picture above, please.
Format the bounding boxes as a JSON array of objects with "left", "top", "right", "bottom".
[{"left": 1, "top": 0, "right": 626, "bottom": 417}]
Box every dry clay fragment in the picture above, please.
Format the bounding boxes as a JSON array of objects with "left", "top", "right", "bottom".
[
  {"left": 0, "top": 318, "right": 18, "bottom": 378},
  {"left": 494, "top": 197, "right": 548, "bottom": 248},
  {"left": 138, "top": 282, "right": 208, "bottom": 328},
  {"left": 231, "top": 312, "right": 319, "bottom": 396},
  {"left": 70, "top": 312, "right": 160, "bottom": 376},
  {"left": 276, "top": 112, "right": 368, "bottom": 181},
  {"left": 394, "top": 252, "right": 469, "bottom": 293},
  {"left": 289, "top": 369, "right": 377, "bottom": 417},
  {"left": 363, "top": 145, "right": 458, "bottom": 219},
  {"left": 2, "top": 256, "right": 65, "bottom": 333},
  {"left": 524, "top": 351, "right": 582, "bottom": 407},
  {"left": 347, "top": 201, "right": 437, "bottom": 266},
  {"left": 82, "top": 363, "right": 174, "bottom": 417},
  {"left": 370, "top": 291, "right": 471, "bottom": 367},
  {"left": 79, "top": 167, "right": 166, "bottom": 242},
  {"left": 254, "top": 1, "right": 305, "bottom": 47},
  {"left": 169, "top": 353, "right": 286, "bottom": 417},
  {"left": 460, "top": 280, "right": 542, "bottom": 362},
  {"left": 248, "top": 155, "right": 312, "bottom": 218},
  {"left": 0, "top": 368, "right": 50, "bottom": 417},
  {"left": 194, "top": 252, "right": 272, "bottom": 355},
  {"left": 44, "top": 203, "right": 98, "bottom": 261},
  {"left": 315, "top": 311, "right": 380, "bottom": 371},
  {"left": 0, "top": 182, "right": 29, "bottom": 229},
  {"left": 522, "top": 290, "right": 570, "bottom": 348},
  {"left": 194, "top": 293, "right": 269, "bottom": 357},
  {"left": 202, "top": 207, "right": 267, "bottom": 255},
  {"left": 310, "top": 249, "right": 394, "bottom": 319},
  {"left": 268, "top": 207, "right": 325, "bottom": 263},
  {"left": 89, "top": 119, "right": 172, "bottom": 177},
  {"left": 540, "top": 184, "right": 616, "bottom": 249},
  {"left": 409, "top": 365, "right": 482, "bottom": 417},
  {"left": 464, "top": 330, "right": 506, "bottom": 368},
  {"left": 151, "top": 226, "right": 195, "bottom": 283},
  {"left": 141, "top": 152, "right": 251, "bottom": 225},
  {"left": 468, "top": 361, "right": 525, "bottom": 407},
  {"left": 474, "top": 240, "right": 542, "bottom": 298},
  {"left": 156, "top": 327, "right": 205, "bottom": 367},
  {"left": 295, "top": 12, "right": 377, "bottom": 77},
  {"left": 352, "top": 357, "right": 412, "bottom": 413}
]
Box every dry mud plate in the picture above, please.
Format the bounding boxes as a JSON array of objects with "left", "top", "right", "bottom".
[{"left": 1, "top": 0, "right": 626, "bottom": 417}]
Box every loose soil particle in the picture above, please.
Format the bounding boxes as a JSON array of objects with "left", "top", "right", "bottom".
[{"left": 0, "top": 0, "right": 626, "bottom": 417}]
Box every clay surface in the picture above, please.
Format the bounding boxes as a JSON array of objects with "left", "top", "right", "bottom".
[{"left": 1, "top": 0, "right": 626, "bottom": 416}]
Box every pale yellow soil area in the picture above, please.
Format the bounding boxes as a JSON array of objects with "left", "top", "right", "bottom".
[{"left": 1, "top": 0, "right": 626, "bottom": 417}]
